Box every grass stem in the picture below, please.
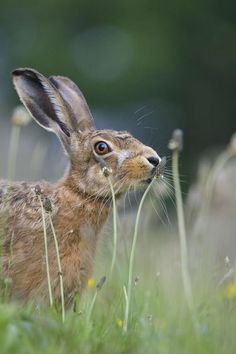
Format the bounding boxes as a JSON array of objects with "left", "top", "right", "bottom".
[
  {"left": 172, "top": 150, "right": 194, "bottom": 314},
  {"left": 7, "top": 125, "right": 20, "bottom": 181},
  {"left": 86, "top": 291, "right": 98, "bottom": 324},
  {"left": 108, "top": 176, "right": 118, "bottom": 279},
  {"left": 123, "top": 285, "right": 128, "bottom": 332},
  {"left": 123, "top": 178, "right": 155, "bottom": 332},
  {"left": 49, "top": 214, "right": 65, "bottom": 322},
  {"left": 38, "top": 196, "right": 53, "bottom": 307}
]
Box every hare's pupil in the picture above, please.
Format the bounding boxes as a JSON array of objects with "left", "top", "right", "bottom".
[{"left": 99, "top": 143, "right": 106, "bottom": 151}]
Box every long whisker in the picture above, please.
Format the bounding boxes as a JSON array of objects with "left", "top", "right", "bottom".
[{"left": 149, "top": 194, "right": 167, "bottom": 226}]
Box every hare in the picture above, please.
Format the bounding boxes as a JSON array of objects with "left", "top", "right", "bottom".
[{"left": 0, "top": 68, "right": 162, "bottom": 307}]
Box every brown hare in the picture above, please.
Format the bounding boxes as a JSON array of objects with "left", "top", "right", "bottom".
[{"left": 0, "top": 68, "right": 162, "bottom": 307}]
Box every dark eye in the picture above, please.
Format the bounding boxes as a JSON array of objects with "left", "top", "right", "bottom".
[{"left": 94, "top": 141, "right": 110, "bottom": 155}]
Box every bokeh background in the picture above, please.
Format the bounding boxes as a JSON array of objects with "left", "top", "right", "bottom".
[{"left": 0, "top": 0, "right": 235, "bottom": 183}]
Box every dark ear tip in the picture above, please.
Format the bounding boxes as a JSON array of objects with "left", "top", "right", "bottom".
[
  {"left": 12, "top": 69, "right": 24, "bottom": 77},
  {"left": 11, "top": 68, "right": 39, "bottom": 79}
]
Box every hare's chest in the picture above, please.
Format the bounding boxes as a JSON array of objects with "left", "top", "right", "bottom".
[{"left": 61, "top": 224, "right": 98, "bottom": 294}]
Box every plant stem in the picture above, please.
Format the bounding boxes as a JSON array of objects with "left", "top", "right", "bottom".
[
  {"left": 203, "top": 150, "right": 233, "bottom": 217},
  {"left": 123, "top": 178, "right": 155, "bottom": 332},
  {"left": 193, "top": 150, "right": 234, "bottom": 240},
  {"left": 172, "top": 150, "right": 193, "bottom": 312},
  {"left": 7, "top": 125, "right": 20, "bottom": 181},
  {"left": 38, "top": 196, "right": 53, "bottom": 307},
  {"left": 108, "top": 176, "right": 118, "bottom": 279},
  {"left": 123, "top": 285, "right": 128, "bottom": 332},
  {"left": 86, "top": 291, "right": 98, "bottom": 323},
  {"left": 49, "top": 214, "right": 65, "bottom": 322}
]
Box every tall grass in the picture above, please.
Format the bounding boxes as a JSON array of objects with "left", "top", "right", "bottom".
[
  {"left": 169, "top": 130, "right": 194, "bottom": 317},
  {"left": 7, "top": 125, "right": 20, "bottom": 181},
  {"left": 107, "top": 176, "right": 118, "bottom": 279},
  {"left": 99, "top": 159, "right": 118, "bottom": 279},
  {"left": 123, "top": 176, "right": 156, "bottom": 332},
  {"left": 7, "top": 106, "right": 31, "bottom": 181},
  {"left": 48, "top": 212, "right": 65, "bottom": 323},
  {"left": 38, "top": 194, "right": 53, "bottom": 307}
]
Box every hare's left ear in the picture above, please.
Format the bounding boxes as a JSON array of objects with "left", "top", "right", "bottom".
[
  {"left": 12, "top": 68, "right": 95, "bottom": 154},
  {"left": 49, "top": 75, "right": 95, "bottom": 132}
]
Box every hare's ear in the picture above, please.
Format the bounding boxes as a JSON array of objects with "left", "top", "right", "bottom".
[
  {"left": 12, "top": 68, "right": 77, "bottom": 152},
  {"left": 49, "top": 75, "right": 95, "bottom": 131}
]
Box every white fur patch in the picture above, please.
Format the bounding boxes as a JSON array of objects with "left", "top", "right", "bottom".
[{"left": 118, "top": 150, "right": 130, "bottom": 166}]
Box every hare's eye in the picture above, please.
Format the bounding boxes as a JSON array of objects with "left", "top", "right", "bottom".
[{"left": 94, "top": 141, "right": 110, "bottom": 155}]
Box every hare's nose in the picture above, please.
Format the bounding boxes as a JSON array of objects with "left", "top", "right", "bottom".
[{"left": 147, "top": 156, "right": 160, "bottom": 167}]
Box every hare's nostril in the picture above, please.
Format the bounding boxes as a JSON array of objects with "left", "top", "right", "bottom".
[{"left": 147, "top": 156, "right": 160, "bottom": 167}]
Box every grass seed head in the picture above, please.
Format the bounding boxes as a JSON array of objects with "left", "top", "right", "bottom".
[
  {"left": 11, "top": 106, "right": 31, "bottom": 127},
  {"left": 98, "top": 157, "right": 112, "bottom": 177},
  {"left": 34, "top": 184, "right": 42, "bottom": 196},
  {"left": 168, "top": 129, "right": 183, "bottom": 152},
  {"left": 156, "top": 156, "right": 167, "bottom": 178},
  {"left": 43, "top": 197, "right": 52, "bottom": 213},
  {"left": 96, "top": 276, "right": 106, "bottom": 291}
]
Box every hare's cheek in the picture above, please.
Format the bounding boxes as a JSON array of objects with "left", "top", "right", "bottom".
[
  {"left": 86, "top": 165, "right": 108, "bottom": 190},
  {"left": 121, "top": 157, "right": 152, "bottom": 180}
]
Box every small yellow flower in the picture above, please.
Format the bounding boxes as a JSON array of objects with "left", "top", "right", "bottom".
[
  {"left": 225, "top": 282, "right": 236, "bottom": 299},
  {"left": 87, "top": 278, "right": 96, "bottom": 289},
  {"left": 116, "top": 319, "right": 123, "bottom": 328}
]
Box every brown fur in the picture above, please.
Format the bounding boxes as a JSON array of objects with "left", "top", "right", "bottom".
[{"left": 0, "top": 68, "right": 161, "bottom": 306}]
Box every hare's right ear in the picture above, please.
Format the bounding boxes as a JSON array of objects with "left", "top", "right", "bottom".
[
  {"left": 12, "top": 68, "right": 93, "bottom": 153},
  {"left": 49, "top": 75, "right": 95, "bottom": 132}
]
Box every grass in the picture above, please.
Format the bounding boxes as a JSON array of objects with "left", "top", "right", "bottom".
[
  {"left": 1, "top": 117, "right": 236, "bottom": 353},
  {"left": 0, "top": 260, "right": 235, "bottom": 354}
]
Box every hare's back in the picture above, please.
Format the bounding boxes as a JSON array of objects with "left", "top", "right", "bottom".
[{"left": 0, "top": 180, "right": 57, "bottom": 236}]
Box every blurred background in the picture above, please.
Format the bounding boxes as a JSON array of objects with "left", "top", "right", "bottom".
[{"left": 0, "top": 0, "right": 235, "bottom": 184}]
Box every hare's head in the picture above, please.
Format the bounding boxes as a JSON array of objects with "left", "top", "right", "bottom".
[{"left": 12, "top": 68, "right": 163, "bottom": 198}]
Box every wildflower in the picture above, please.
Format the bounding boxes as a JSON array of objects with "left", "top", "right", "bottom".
[
  {"left": 11, "top": 106, "right": 31, "bottom": 127},
  {"left": 87, "top": 278, "right": 96, "bottom": 289},
  {"left": 116, "top": 319, "right": 123, "bottom": 328},
  {"left": 224, "top": 282, "right": 236, "bottom": 299}
]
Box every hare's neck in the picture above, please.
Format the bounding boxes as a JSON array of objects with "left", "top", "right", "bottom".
[
  {"left": 59, "top": 166, "right": 112, "bottom": 205},
  {"left": 56, "top": 174, "right": 111, "bottom": 234}
]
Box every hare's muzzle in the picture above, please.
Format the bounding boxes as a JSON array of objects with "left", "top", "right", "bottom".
[{"left": 146, "top": 156, "right": 166, "bottom": 183}]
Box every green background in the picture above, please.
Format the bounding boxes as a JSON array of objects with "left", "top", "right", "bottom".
[{"left": 0, "top": 0, "right": 235, "bottom": 179}]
